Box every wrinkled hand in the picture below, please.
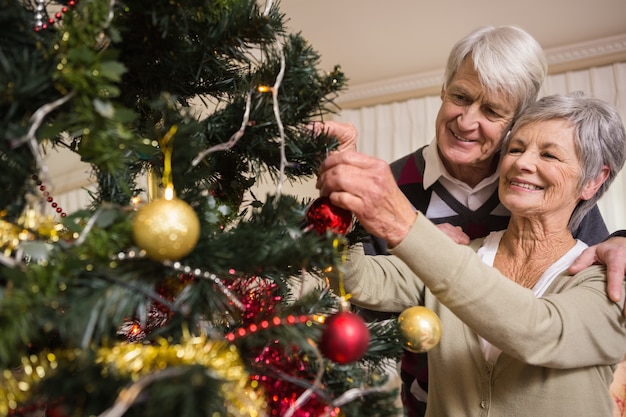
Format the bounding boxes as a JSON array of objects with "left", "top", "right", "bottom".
[
  {"left": 316, "top": 150, "right": 417, "bottom": 247},
  {"left": 437, "top": 223, "right": 470, "bottom": 245},
  {"left": 308, "top": 121, "right": 358, "bottom": 152},
  {"left": 568, "top": 236, "right": 626, "bottom": 315}
]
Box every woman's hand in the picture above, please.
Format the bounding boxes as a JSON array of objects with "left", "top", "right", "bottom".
[{"left": 316, "top": 150, "right": 417, "bottom": 247}]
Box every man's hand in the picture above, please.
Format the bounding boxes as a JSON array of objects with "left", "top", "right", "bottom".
[
  {"left": 308, "top": 121, "right": 358, "bottom": 152},
  {"left": 436, "top": 223, "right": 470, "bottom": 245},
  {"left": 568, "top": 236, "right": 626, "bottom": 315}
]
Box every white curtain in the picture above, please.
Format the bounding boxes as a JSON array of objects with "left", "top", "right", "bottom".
[{"left": 338, "top": 62, "right": 626, "bottom": 233}]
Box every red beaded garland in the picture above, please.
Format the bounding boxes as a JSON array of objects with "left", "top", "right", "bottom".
[
  {"left": 224, "top": 314, "right": 310, "bottom": 341},
  {"left": 34, "top": 0, "right": 79, "bottom": 32},
  {"left": 31, "top": 175, "right": 67, "bottom": 217}
]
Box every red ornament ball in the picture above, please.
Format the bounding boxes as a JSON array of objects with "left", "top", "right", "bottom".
[
  {"left": 319, "top": 311, "right": 370, "bottom": 364},
  {"left": 306, "top": 196, "right": 353, "bottom": 235}
]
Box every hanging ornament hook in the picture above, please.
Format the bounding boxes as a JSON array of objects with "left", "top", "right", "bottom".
[{"left": 158, "top": 125, "right": 178, "bottom": 200}]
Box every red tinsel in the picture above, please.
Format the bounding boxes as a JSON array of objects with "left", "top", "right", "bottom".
[
  {"left": 252, "top": 340, "right": 339, "bottom": 417},
  {"left": 227, "top": 276, "right": 282, "bottom": 324}
]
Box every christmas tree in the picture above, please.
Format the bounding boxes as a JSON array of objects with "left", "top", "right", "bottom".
[{"left": 0, "top": 0, "right": 403, "bottom": 416}]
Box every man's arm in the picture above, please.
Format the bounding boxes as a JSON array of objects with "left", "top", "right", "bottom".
[{"left": 551, "top": 189, "right": 626, "bottom": 315}]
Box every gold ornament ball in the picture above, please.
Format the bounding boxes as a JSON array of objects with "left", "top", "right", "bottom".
[
  {"left": 397, "top": 306, "right": 442, "bottom": 353},
  {"left": 133, "top": 197, "right": 200, "bottom": 261}
]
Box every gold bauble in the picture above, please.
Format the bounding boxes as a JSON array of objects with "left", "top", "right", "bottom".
[
  {"left": 397, "top": 306, "right": 442, "bottom": 353},
  {"left": 132, "top": 196, "right": 200, "bottom": 261}
]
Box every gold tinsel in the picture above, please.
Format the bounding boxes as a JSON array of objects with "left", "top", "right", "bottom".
[
  {"left": 0, "top": 218, "right": 24, "bottom": 258},
  {"left": 0, "top": 352, "right": 60, "bottom": 415},
  {"left": 1, "top": 204, "right": 67, "bottom": 262},
  {"left": 96, "top": 336, "right": 266, "bottom": 416},
  {"left": 1, "top": 337, "right": 266, "bottom": 416}
]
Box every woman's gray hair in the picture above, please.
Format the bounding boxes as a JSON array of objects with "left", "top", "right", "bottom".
[
  {"left": 443, "top": 26, "right": 548, "bottom": 119},
  {"left": 503, "top": 92, "right": 626, "bottom": 232}
]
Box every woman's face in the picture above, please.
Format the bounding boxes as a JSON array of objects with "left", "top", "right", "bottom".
[
  {"left": 498, "top": 119, "right": 584, "bottom": 222},
  {"left": 435, "top": 59, "right": 517, "bottom": 182}
]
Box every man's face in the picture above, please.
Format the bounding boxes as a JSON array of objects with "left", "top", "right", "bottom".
[{"left": 435, "top": 59, "right": 517, "bottom": 182}]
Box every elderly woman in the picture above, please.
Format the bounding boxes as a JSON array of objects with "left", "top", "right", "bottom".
[{"left": 317, "top": 92, "right": 626, "bottom": 416}]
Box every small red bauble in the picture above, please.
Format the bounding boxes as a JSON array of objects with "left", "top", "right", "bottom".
[
  {"left": 305, "top": 196, "right": 353, "bottom": 235},
  {"left": 319, "top": 311, "right": 370, "bottom": 364}
]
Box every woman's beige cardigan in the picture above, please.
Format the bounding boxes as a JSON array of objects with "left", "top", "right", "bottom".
[{"left": 340, "top": 213, "right": 626, "bottom": 417}]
